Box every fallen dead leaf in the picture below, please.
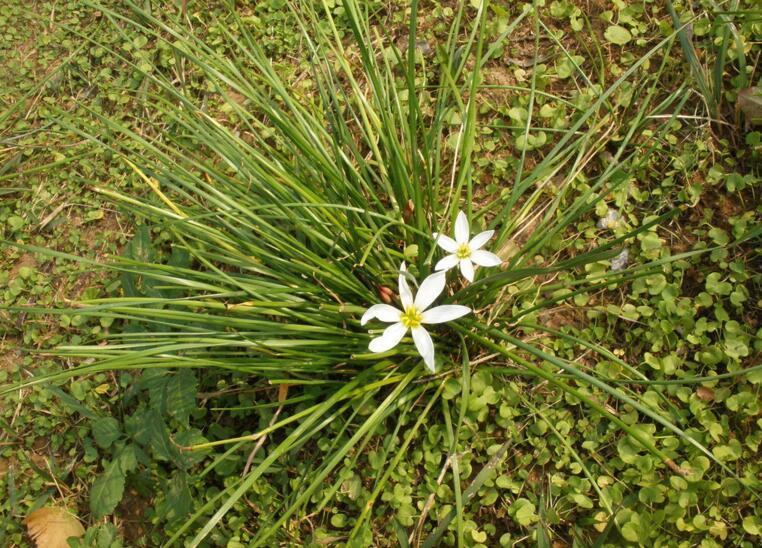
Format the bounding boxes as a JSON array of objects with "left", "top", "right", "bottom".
[
  {"left": 24, "top": 507, "right": 85, "bottom": 548},
  {"left": 738, "top": 87, "right": 762, "bottom": 125},
  {"left": 696, "top": 386, "right": 715, "bottom": 401}
]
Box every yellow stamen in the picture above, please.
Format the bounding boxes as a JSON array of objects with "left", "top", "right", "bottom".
[
  {"left": 400, "top": 306, "right": 423, "bottom": 329},
  {"left": 456, "top": 244, "right": 471, "bottom": 259}
]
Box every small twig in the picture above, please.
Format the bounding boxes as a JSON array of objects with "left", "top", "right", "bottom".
[
  {"left": 45, "top": 457, "right": 67, "bottom": 500},
  {"left": 420, "top": 425, "right": 527, "bottom": 548},
  {"left": 410, "top": 453, "right": 455, "bottom": 545},
  {"left": 242, "top": 384, "right": 289, "bottom": 477},
  {"left": 38, "top": 202, "right": 70, "bottom": 231}
]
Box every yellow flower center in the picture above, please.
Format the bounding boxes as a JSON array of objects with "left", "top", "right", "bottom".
[
  {"left": 400, "top": 306, "right": 423, "bottom": 329},
  {"left": 456, "top": 244, "right": 471, "bottom": 259}
]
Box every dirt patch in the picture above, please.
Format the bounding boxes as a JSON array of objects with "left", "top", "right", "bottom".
[
  {"left": 8, "top": 253, "right": 37, "bottom": 282},
  {"left": 0, "top": 455, "right": 19, "bottom": 479},
  {"left": 0, "top": 336, "right": 21, "bottom": 369},
  {"left": 538, "top": 305, "right": 585, "bottom": 330},
  {"left": 483, "top": 64, "right": 517, "bottom": 89},
  {"left": 118, "top": 487, "right": 152, "bottom": 544},
  {"left": 71, "top": 211, "right": 125, "bottom": 257}
]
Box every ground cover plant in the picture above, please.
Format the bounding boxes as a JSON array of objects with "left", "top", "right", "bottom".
[{"left": 1, "top": 0, "right": 761, "bottom": 546}]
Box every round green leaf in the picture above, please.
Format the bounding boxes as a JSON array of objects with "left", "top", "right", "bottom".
[{"left": 605, "top": 25, "right": 632, "bottom": 45}]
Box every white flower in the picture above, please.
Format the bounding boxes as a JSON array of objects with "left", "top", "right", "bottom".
[
  {"left": 597, "top": 208, "right": 622, "bottom": 230},
  {"left": 610, "top": 248, "right": 629, "bottom": 271},
  {"left": 433, "top": 210, "right": 502, "bottom": 282},
  {"left": 361, "top": 263, "right": 470, "bottom": 372}
]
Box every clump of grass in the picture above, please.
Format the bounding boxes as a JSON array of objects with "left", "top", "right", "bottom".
[{"left": 3, "top": 0, "right": 759, "bottom": 544}]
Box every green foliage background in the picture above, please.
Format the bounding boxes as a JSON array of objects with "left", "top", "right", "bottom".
[{"left": 1, "top": 0, "right": 760, "bottom": 546}]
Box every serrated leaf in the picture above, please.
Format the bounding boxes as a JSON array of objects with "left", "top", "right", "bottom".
[
  {"left": 167, "top": 369, "right": 197, "bottom": 427},
  {"left": 174, "top": 429, "right": 210, "bottom": 466},
  {"left": 124, "top": 225, "right": 154, "bottom": 262},
  {"left": 90, "top": 523, "right": 120, "bottom": 548},
  {"left": 24, "top": 507, "right": 85, "bottom": 548},
  {"left": 91, "top": 417, "right": 122, "bottom": 449},
  {"left": 166, "top": 247, "right": 192, "bottom": 297},
  {"left": 48, "top": 386, "right": 99, "bottom": 420},
  {"left": 141, "top": 368, "right": 171, "bottom": 416},
  {"left": 120, "top": 225, "right": 163, "bottom": 298},
  {"left": 125, "top": 407, "right": 152, "bottom": 444},
  {"left": 143, "top": 409, "right": 188, "bottom": 468},
  {"left": 90, "top": 460, "right": 126, "bottom": 520},
  {"left": 155, "top": 471, "right": 192, "bottom": 525},
  {"left": 116, "top": 444, "right": 139, "bottom": 474}
]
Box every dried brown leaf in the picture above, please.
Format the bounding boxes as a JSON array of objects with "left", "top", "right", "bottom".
[
  {"left": 24, "top": 507, "right": 85, "bottom": 548},
  {"left": 696, "top": 386, "right": 715, "bottom": 401}
]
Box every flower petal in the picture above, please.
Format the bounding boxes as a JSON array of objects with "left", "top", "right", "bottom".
[
  {"left": 435, "top": 254, "right": 459, "bottom": 272},
  {"left": 421, "top": 304, "right": 471, "bottom": 324},
  {"left": 469, "top": 229, "right": 494, "bottom": 250},
  {"left": 433, "top": 233, "right": 458, "bottom": 253},
  {"left": 454, "top": 210, "right": 470, "bottom": 244},
  {"left": 411, "top": 327, "right": 435, "bottom": 372},
  {"left": 471, "top": 250, "right": 502, "bottom": 267},
  {"left": 459, "top": 259, "right": 474, "bottom": 282},
  {"left": 414, "top": 271, "right": 446, "bottom": 311},
  {"left": 398, "top": 263, "right": 413, "bottom": 309},
  {"left": 368, "top": 322, "right": 407, "bottom": 353},
  {"left": 361, "top": 304, "right": 402, "bottom": 325}
]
